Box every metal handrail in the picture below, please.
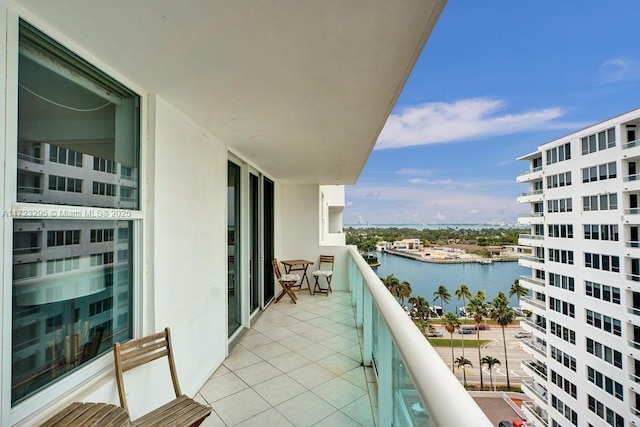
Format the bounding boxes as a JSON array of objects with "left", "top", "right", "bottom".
[
  {"left": 521, "top": 401, "right": 548, "bottom": 427},
  {"left": 349, "top": 247, "right": 492, "bottom": 426},
  {"left": 623, "top": 138, "right": 640, "bottom": 149}
]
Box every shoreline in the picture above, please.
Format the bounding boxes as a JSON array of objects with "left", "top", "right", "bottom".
[{"left": 383, "top": 248, "right": 519, "bottom": 264}]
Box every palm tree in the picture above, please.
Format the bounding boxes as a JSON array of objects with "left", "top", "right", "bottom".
[
  {"left": 397, "top": 281, "right": 412, "bottom": 306},
  {"left": 409, "top": 295, "right": 430, "bottom": 319},
  {"left": 509, "top": 279, "right": 528, "bottom": 309},
  {"left": 481, "top": 355, "right": 501, "bottom": 391},
  {"left": 467, "top": 296, "right": 488, "bottom": 389},
  {"left": 433, "top": 285, "right": 451, "bottom": 315},
  {"left": 455, "top": 356, "right": 473, "bottom": 388},
  {"left": 381, "top": 274, "right": 400, "bottom": 295},
  {"left": 474, "top": 289, "right": 486, "bottom": 302},
  {"left": 442, "top": 312, "right": 460, "bottom": 372},
  {"left": 455, "top": 283, "right": 472, "bottom": 318},
  {"left": 490, "top": 292, "right": 515, "bottom": 389},
  {"left": 455, "top": 284, "right": 472, "bottom": 362}
]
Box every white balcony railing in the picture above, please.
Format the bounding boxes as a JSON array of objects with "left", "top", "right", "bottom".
[
  {"left": 623, "top": 138, "right": 640, "bottom": 149},
  {"left": 519, "top": 234, "right": 544, "bottom": 240},
  {"left": 520, "top": 275, "right": 545, "bottom": 287},
  {"left": 522, "top": 360, "right": 547, "bottom": 381},
  {"left": 520, "top": 338, "right": 547, "bottom": 357},
  {"left": 521, "top": 401, "right": 549, "bottom": 427},
  {"left": 520, "top": 318, "right": 546, "bottom": 333},
  {"left": 518, "top": 166, "right": 543, "bottom": 176},
  {"left": 518, "top": 189, "right": 543, "bottom": 197},
  {"left": 520, "top": 255, "right": 545, "bottom": 264},
  {"left": 348, "top": 247, "right": 492, "bottom": 426},
  {"left": 521, "top": 296, "right": 546, "bottom": 311},
  {"left": 521, "top": 380, "right": 548, "bottom": 403}
]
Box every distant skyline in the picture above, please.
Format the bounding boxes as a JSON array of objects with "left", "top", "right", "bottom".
[{"left": 345, "top": 1, "right": 640, "bottom": 225}]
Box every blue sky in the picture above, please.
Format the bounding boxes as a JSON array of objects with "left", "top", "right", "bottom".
[{"left": 345, "top": 1, "right": 640, "bottom": 225}]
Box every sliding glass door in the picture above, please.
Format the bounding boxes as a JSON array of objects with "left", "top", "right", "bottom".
[
  {"left": 263, "top": 178, "right": 275, "bottom": 305},
  {"left": 227, "top": 161, "right": 241, "bottom": 337}
]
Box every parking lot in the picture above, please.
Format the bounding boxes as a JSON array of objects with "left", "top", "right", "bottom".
[{"left": 429, "top": 324, "right": 530, "bottom": 388}]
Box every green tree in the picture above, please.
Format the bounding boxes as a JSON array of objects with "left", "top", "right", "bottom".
[
  {"left": 455, "top": 356, "right": 473, "bottom": 388},
  {"left": 455, "top": 284, "right": 472, "bottom": 362},
  {"left": 409, "top": 295, "right": 430, "bottom": 319},
  {"left": 481, "top": 355, "right": 501, "bottom": 391},
  {"left": 474, "top": 289, "right": 486, "bottom": 302},
  {"left": 509, "top": 279, "right": 528, "bottom": 308},
  {"left": 433, "top": 285, "right": 451, "bottom": 314},
  {"left": 467, "top": 296, "right": 488, "bottom": 390},
  {"left": 397, "top": 281, "right": 412, "bottom": 306},
  {"left": 490, "top": 292, "right": 515, "bottom": 389},
  {"left": 442, "top": 312, "right": 460, "bottom": 372}
]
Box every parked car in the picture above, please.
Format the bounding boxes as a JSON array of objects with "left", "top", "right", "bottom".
[
  {"left": 458, "top": 327, "right": 475, "bottom": 334},
  {"left": 411, "top": 402, "right": 427, "bottom": 417},
  {"left": 475, "top": 324, "right": 490, "bottom": 330},
  {"left": 515, "top": 331, "right": 533, "bottom": 338},
  {"left": 426, "top": 331, "right": 443, "bottom": 337}
]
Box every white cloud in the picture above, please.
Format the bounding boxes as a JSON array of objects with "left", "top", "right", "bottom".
[
  {"left": 434, "top": 213, "right": 447, "bottom": 221},
  {"left": 599, "top": 57, "right": 640, "bottom": 83},
  {"left": 375, "top": 98, "right": 577, "bottom": 150},
  {"left": 365, "top": 191, "right": 380, "bottom": 198}
]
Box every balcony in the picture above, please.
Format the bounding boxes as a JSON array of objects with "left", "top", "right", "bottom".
[
  {"left": 520, "top": 318, "right": 546, "bottom": 334},
  {"left": 623, "top": 138, "right": 640, "bottom": 150},
  {"left": 517, "top": 190, "right": 544, "bottom": 203},
  {"left": 518, "top": 234, "right": 544, "bottom": 247},
  {"left": 521, "top": 360, "right": 547, "bottom": 382},
  {"left": 516, "top": 166, "right": 543, "bottom": 183},
  {"left": 519, "top": 276, "right": 545, "bottom": 294},
  {"left": 518, "top": 256, "right": 545, "bottom": 270},
  {"left": 202, "top": 249, "right": 492, "bottom": 426},
  {"left": 521, "top": 380, "right": 547, "bottom": 406},
  {"left": 517, "top": 213, "right": 544, "bottom": 225},
  {"left": 521, "top": 401, "right": 548, "bottom": 427},
  {"left": 520, "top": 338, "right": 546, "bottom": 358},
  {"left": 520, "top": 296, "right": 545, "bottom": 311}
]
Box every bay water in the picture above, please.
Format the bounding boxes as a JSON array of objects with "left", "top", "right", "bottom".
[{"left": 372, "top": 251, "right": 529, "bottom": 312}]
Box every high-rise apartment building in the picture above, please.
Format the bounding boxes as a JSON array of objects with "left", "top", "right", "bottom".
[{"left": 517, "top": 108, "right": 640, "bottom": 427}]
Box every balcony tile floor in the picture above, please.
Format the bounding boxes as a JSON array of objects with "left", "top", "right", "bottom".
[{"left": 195, "top": 291, "right": 377, "bottom": 426}]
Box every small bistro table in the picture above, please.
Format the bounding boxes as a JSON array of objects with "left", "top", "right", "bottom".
[
  {"left": 42, "top": 402, "right": 131, "bottom": 427},
  {"left": 280, "top": 259, "right": 314, "bottom": 294}
]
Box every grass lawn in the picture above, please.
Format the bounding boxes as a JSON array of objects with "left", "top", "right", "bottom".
[{"left": 427, "top": 338, "right": 492, "bottom": 348}]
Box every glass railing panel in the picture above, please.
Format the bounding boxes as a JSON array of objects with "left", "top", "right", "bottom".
[
  {"left": 348, "top": 248, "right": 492, "bottom": 426},
  {"left": 393, "top": 345, "right": 428, "bottom": 426},
  {"left": 625, "top": 208, "right": 640, "bottom": 215},
  {"left": 623, "top": 174, "right": 640, "bottom": 182},
  {"left": 623, "top": 138, "right": 640, "bottom": 149}
]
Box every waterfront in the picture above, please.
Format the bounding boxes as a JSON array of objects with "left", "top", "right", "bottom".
[{"left": 373, "top": 252, "right": 529, "bottom": 310}]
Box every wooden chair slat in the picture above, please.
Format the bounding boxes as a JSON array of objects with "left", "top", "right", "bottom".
[
  {"left": 120, "top": 340, "right": 167, "bottom": 362},
  {"left": 41, "top": 402, "right": 82, "bottom": 426},
  {"left": 116, "top": 330, "right": 167, "bottom": 351}
]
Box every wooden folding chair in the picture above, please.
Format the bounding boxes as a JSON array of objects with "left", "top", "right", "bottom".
[
  {"left": 113, "top": 327, "right": 212, "bottom": 426},
  {"left": 272, "top": 259, "right": 300, "bottom": 303},
  {"left": 311, "top": 255, "right": 334, "bottom": 296}
]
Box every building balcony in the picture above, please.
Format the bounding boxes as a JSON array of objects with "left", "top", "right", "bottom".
[
  {"left": 521, "top": 401, "right": 548, "bottom": 427},
  {"left": 520, "top": 318, "right": 546, "bottom": 335},
  {"left": 623, "top": 138, "right": 640, "bottom": 150},
  {"left": 518, "top": 256, "right": 545, "bottom": 270},
  {"left": 517, "top": 213, "right": 544, "bottom": 225},
  {"left": 519, "top": 276, "right": 545, "bottom": 296},
  {"left": 517, "top": 190, "right": 544, "bottom": 204},
  {"left": 518, "top": 234, "right": 544, "bottom": 247},
  {"left": 521, "top": 360, "right": 547, "bottom": 382},
  {"left": 628, "top": 306, "right": 640, "bottom": 317},
  {"left": 520, "top": 338, "right": 547, "bottom": 358},
  {"left": 202, "top": 248, "right": 492, "bottom": 426},
  {"left": 520, "top": 296, "right": 546, "bottom": 311},
  {"left": 516, "top": 167, "right": 543, "bottom": 183},
  {"left": 521, "top": 380, "right": 547, "bottom": 408}
]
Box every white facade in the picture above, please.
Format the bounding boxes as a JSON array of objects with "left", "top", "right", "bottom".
[{"left": 517, "top": 108, "right": 640, "bottom": 427}]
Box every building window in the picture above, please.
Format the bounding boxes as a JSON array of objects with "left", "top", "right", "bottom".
[
  {"left": 11, "top": 21, "right": 139, "bottom": 406},
  {"left": 586, "top": 309, "right": 622, "bottom": 336},
  {"left": 585, "top": 281, "right": 620, "bottom": 304},
  {"left": 581, "top": 161, "right": 616, "bottom": 183},
  {"left": 549, "top": 273, "right": 574, "bottom": 291},
  {"left": 546, "top": 143, "right": 571, "bottom": 165},
  {"left": 581, "top": 127, "right": 616, "bottom": 155},
  {"left": 546, "top": 172, "right": 572, "bottom": 189},
  {"left": 587, "top": 395, "right": 624, "bottom": 427},
  {"left": 586, "top": 338, "right": 622, "bottom": 369},
  {"left": 582, "top": 193, "right": 618, "bottom": 211}
]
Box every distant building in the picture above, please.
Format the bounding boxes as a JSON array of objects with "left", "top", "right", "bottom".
[{"left": 517, "top": 108, "right": 640, "bottom": 427}]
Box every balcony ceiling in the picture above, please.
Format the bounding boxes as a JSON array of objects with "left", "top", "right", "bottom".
[{"left": 17, "top": 0, "right": 446, "bottom": 184}]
